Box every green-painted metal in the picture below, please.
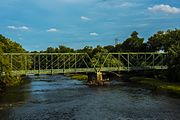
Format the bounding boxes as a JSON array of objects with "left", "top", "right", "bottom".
[{"left": 1, "top": 52, "right": 168, "bottom": 75}]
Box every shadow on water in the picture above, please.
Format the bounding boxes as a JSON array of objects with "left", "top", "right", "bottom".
[{"left": 0, "top": 85, "right": 30, "bottom": 110}]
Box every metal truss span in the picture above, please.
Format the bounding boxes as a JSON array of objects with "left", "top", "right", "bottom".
[{"left": 1, "top": 52, "right": 168, "bottom": 75}]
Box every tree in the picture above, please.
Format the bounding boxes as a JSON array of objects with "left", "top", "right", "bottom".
[
  {"left": 58, "top": 45, "right": 74, "bottom": 53},
  {"left": 46, "top": 47, "right": 55, "bottom": 53},
  {"left": 114, "top": 43, "right": 122, "bottom": 52},
  {"left": 0, "top": 45, "right": 15, "bottom": 88},
  {"left": 147, "top": 29, "right": 180, "bottom": 52},
  {"left": 92, "top": 45, "right": 107, "bottom": 55},
  {"left": 77, "top": 46, "right": 93, "bottom": 57},
  {"left": 103, "top": 45, "right": 115, "bottom": 52},
  {"left": 0, "top": 34, "right": 26, "bottom": 53},
  {"left": 139, "top": 43, "right": 149, "bottom": 52},
  {"left": 91, "top": 46, "right": 108, "bottom": 67},
  {"left": 148, "top": 29, "right": 180, "bottom": 82},
  {"left": 167, "top": 41, "right": 180, "bottom": 82},
  {"left": 121, "top": 31, "right": 144, "bottom": 52},
  {"left": 0, "top": 34, "right": 26, "bottom": 89}
]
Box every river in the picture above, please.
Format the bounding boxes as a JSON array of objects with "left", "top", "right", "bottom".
[{"left": 0, "top": 75, "right": 180, "bottom": 120}]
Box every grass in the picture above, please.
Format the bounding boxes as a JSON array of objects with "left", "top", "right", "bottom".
[
  {"left": 130, "top": 77, "right": 180, "bottom": 94},
  {"left": 65, "top": 74, "right": 88, "bottom": 81}
]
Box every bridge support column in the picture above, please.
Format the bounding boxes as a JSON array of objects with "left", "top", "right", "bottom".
[
  {"left": 87, "top": 72, "right": 107, "bottom": 86},
  {"left": 96, "top": 71, "right": 103, "bottom": 81}
]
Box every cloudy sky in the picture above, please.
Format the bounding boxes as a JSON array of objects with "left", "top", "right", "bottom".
[{"left": 0, "top": 0, "right": 180, "bottom": 51}]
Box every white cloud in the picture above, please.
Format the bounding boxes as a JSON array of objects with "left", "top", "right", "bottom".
[
  {"left": 19, "top": 26, "right": 29, "bottom": 30},
  {"left": 7, "top": 26, "right": 16, "bottom": 29},
  {"left": 7, "top": 25, "right": 29, "bottom": 30},
  {"left": 47, "top": 28, "right": 59, "bottom": 32},
  {"left": 125, "top": 23, "right": 148, "bottom": 28},
  {"left": 97, "top": 1, "right": 142, "bottom": 9},
  {"left": 80, "top": 16, "right": 91, "bottom": 21},
  {"left": 120, "top": 2, "right": 134, "bottom": 7},
  {"left": 90, "top": 32, "right": 98, "bottom": 36},
  {"left": 148, "top": 4, "right": 180, "bottom": 14}
]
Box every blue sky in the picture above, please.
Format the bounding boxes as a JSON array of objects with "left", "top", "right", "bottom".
[{"left": 0, "top": 0, "right": 180, "bottom": 51}]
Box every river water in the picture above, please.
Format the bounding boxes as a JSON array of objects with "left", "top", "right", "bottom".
[{"left": 0, "top": 75, "right": 180, "bottom": 120}]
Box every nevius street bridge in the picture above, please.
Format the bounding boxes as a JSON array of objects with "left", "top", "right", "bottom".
[{"left": 1, "top": 52, "right": 168, "bottom": 80}]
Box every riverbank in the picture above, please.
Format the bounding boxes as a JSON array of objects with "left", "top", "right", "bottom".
[
  {"left": 0, "top": 76, "right": 26, "bottom": 92},
  {"left": 129, "top": 77, "right": 180, "bottom": 95}
]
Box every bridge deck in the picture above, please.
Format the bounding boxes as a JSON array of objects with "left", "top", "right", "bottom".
[{"left": 12, "top": 66, "right": 168, "bottom": 75}]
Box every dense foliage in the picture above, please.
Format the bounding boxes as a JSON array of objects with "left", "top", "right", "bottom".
[
  {"left": 147, "top": 29, "right": 180, "bottom": 82},
  {"left": 0, "top": 34, "right": 26, "bottom": 89},
  {"left": 0, "top": 35, "right": 26, "bottom": 53}
]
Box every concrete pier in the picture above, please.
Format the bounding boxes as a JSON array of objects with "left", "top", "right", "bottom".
[
  {"left": 87, "top": 72, "right": 107, "bottom": 86},
  {"left": 96, "top": 72, "right": 103, "bottom": 81}
]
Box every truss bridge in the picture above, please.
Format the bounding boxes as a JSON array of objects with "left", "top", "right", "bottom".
[{"left": 1, "top": 52, "right": 168, "bottom": 76}]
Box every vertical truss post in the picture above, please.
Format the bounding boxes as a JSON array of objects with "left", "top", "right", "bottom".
[
  {"left": 46, "top": 55, "right": 47, "bottom": 70},
  {"left": 75, "top": 54, "right": 77, "bottom": 72},
  {"left": 58, "top": 54, "right": 60, "bottom": 69},
  {"left": 51, "top": 54, "right": 53, "bottom": 74},
  {"left": 118, "top": 54, "right": 120, "bottom": 60},
  {"left": 128, "top": 53, "right": 130, "bottom": 71},
  {"left": 33, "top": 55, "right": 36, "bottom": 71},
  {"left": 101, "top": 53, "right": 110, "bottom": 71},
  {"left": 63, "top": 55, "right": 65, "bottom": 73},
  {"left": 38, "top": 54, "right": 40, "bottom": 74},
  {"left": 69, "top": 54, "right": 70, "bottom": 69}
]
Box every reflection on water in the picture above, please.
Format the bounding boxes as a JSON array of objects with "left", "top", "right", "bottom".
[{"left": 0, "top": 75, "right": 180, "bottom": 120}]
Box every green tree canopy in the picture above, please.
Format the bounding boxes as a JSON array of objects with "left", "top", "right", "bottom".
[
  {"left": 148, "top": 29, "right": 180, "bottom": 81},
  {"left": 148, "top": 29, "right": 180, "bottom": 52},
  {"left": 121, "top": 31, "right": 144, "bottom": 52},
  {"left": 114, "top": 43, "right": 122, "bottom": 52},
  {"left": 0, "top": 34, "right": 26, "bottom": 53},
  {"left": 0, "top": 34, "right": 26, "bottom": 88},
  {"left": 58, "top": 45, "right": 74, "bottom": 53},
  {"left": 103, "top": 45, "right": 115, "bottom": 52}
]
